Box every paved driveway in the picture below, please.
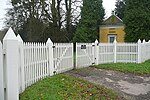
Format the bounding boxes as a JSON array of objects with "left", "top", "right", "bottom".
[{"left": 64, "top": 67, "right": 150, "bottom": 100}]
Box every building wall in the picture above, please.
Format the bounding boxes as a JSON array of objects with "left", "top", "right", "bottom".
[{"left": 99, "top": 27, "right": 125, "bottom": 43}]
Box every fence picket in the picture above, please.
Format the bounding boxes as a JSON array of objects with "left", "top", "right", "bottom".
[{"left": 0, "top": 41, "right": 4, "bottom": 100}]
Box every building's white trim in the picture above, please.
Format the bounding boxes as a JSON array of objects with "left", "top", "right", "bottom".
[
  {"left": 100, "top": 25, "right": 125, "bottom": 28},
  {"left": 108, "top": 34, "right": 117, "bottom": 43},
  {"left": 114, "top": 14, "right": 123, "bottom": 22}
]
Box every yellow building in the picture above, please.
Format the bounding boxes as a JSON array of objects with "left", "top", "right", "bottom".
[{"left": 99, "top": 14, "right": 125, "bottom": 43}]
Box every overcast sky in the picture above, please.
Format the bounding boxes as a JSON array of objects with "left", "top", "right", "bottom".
[{"left": 0, "top": 0, "right": 117, "bottom": 30}]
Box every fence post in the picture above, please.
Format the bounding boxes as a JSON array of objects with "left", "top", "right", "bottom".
[
  {"left": 138, "top": 39, "right": 141, "bottom": 63},
  {"left": 0, "top": 41, "right": 4, "bottom": 100},
  {"left": 148, "top": 40, "right": 150, "bottom": 60},
  {"left": 113, "top": 39, "right": 117, "bottom": 63},
  {"left": 95, "top": 39, "right": 99, "bottom": 65},
  {"left": 75, "top": 42, "right": 78, "bottom": 68},
  {"left": 46, "top": 38, "right": 54, "bottom": 76},
  {"left": 3, "top": 27, "right": 19, "bottom": 100},
  {"left": 17, "top": 34, "right": 25, "bottom": 93},
  {"left": 143, "top": 39, "right": 146, "bottom": 62}
]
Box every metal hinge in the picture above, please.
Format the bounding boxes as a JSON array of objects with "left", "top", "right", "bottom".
[
  {"left": 52, "top": 45, "right": 55, "bottom": 48},
  {"left": 97, "top": 43, "right": 99, "bottom": 46},
  {"left": 92, "top": 62, "right": 95, "bottom": 65}
]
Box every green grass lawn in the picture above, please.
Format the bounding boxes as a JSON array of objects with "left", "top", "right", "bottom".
[
  {"left": 20, "top": 74, "right": 121, "bottom": 100},
  {"left": 94, "top": 60, "right": 150, "bottom": 75}
]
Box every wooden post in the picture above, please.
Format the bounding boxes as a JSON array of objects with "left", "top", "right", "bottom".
[
  {"left": 46, "top": 38, "right": 54, "bottom": 76},
  {"left": 0, "top": 41, "right": 4, "bottom": 100},
  {"left": 138, "top": 39, "right": 141, "bottom": 63},
  {"left": 95, "top": 39, "right": 99, "bottom": 65},
  {"left": 71, "top": 43, "right": 74, "bottom": 68},
  {"left": 17, "top": 34, "right": 25, "bottom": 93},
  {"left": 3, "top": 27, "right": 19, "bottom": 100},
  {"left": 113, "top": 39, "right": 117, "bottom": 63},
  {"left": 75, "top": 42, "right": 78, "bottom": 68}
]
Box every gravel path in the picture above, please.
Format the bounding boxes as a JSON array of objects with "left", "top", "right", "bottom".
[{"left": 64, "top": 67, "right": 150, "bottom": 100}]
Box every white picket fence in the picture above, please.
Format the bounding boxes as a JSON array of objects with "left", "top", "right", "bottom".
[
  {"left": 0, "top": 28, "right": 74, "bottom": 100},
  {"left": 1, "top": 27, "right": 150, "bottom": 100},
  {"left": 76, "top": 39, "right": 150, "bottom": 68}
]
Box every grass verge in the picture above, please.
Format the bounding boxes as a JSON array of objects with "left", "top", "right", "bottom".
[
  {"left": 93, "top": 60, "right": 150, "bottom": 75},
  {"left": 20, "top": 74, "right": 122, "bottom": 100}
]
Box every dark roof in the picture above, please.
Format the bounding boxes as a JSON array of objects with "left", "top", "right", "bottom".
[{"left": 102, "top": 14, "right": 124, "bottom": 26}]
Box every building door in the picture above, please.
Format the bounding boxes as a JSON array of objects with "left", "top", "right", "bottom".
[{"left": 108, "top": 35, "right": 116, "bottom": 43}]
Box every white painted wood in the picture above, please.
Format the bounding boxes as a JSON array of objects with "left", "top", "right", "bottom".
[
  {"left": 76, "top": 43, "right": 77, "bottom": 68},
  {"left": 113, "top": 39, "right": 117, "bottom": 63},
  {"left": 46, "top": 38, "right": 54, "bottom": 76},
  {"left": 3, "top": 27, "right": 19, "bottom": 100},
  {"left": 98, "top": 43, "right": 114, "bottom": 64},
  {"left": 0, "top": 41, "right": 4, "bottom": 100},
  {"left": 116, "top": 43, "right": 138, "bottom": 63},
  {"left": 138, "top": 39, "right": 142, "bottom": 63},
  {"left": 76, "top": 43, "right": 95, "bottom": 68},
  {"left": 95, "top": 40, "right": 99, "bottom": 65},
  {"left": 17, "top": 34, "right": 25, "bottom": 93},
  {"left": 76, "top": 40, "right": 144, "bottom": 66},
  {"left": 53, "top": 43, "right": 73, "bottom": 73},
  {"left": 23, "top": 42, "right": 50, "bottom": 88}
]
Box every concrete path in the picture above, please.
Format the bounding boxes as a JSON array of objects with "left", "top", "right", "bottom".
[{"left": 64, "top": 67, "right": 150, "bottom": 100}]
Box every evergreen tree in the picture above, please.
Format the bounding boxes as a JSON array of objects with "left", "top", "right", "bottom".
[
  {"left": 124, "top": 0, "right": 150, "bottom": 42},
  {"left": 115, "top": 0, "right": 126, "bottom": 19},
  {"left": 73, "top": 0, "right": 105, "bottom": 42}
]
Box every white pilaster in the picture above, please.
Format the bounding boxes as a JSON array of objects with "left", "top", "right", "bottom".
[
  {"left": 46, "top": 38, "right": 54, "bottom": 76},
  {"left": 3, "top": 27, "right": 19, "bottom": 100},
  {"left": 113, "top": 39, "right": 117, "bottom": 63},
  {"left": 17, "top": 34, "right": 25, "bottom": 93},
  {"left": 0, "top": 41, "right": 4, "bottom": 100},
  {"left": 138, "top": 39, "right": 142, "bottom": 63},
  {"left": 95, "top": 39, "right": 99, "bottom": 65}
]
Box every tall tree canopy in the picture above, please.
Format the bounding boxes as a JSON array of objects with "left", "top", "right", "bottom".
[
  {"left": 73, "top": 0, "right": 105, "bottom": 42},
  {"left": 5, "top": 0, "right": 81, "bottom": 42},
  {"left": 115, "top": 0, "right": 126, "bottom": 20},
  {"left": 124, "top": 0, "right": 150, "bottom": 42}
]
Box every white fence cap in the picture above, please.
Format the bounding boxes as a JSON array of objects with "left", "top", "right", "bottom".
[
  {"left": 113, "top": 39, "right": 117, "bottom": 43},
  {"left": 95, "top": 39, "right": 98, "bottom": 43},
  {"left": 143, "top": 39, "right": 146, "bottom": 43},
  {"left": 46, "top": 38, "right": 53, "bottom": 44},
  {"left": 138, "top": 39, "right": 141, "bottom": 43},
  {"left": 17, "top": 34, "right": 23, "bottom": 42},
  {"left": 3, "top": 27, "right": 17, "bottom": 40}
]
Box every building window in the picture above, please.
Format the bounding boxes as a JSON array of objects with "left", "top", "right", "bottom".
[{"left": 108, "top": 35, "right": 116, "bottom": 43}]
